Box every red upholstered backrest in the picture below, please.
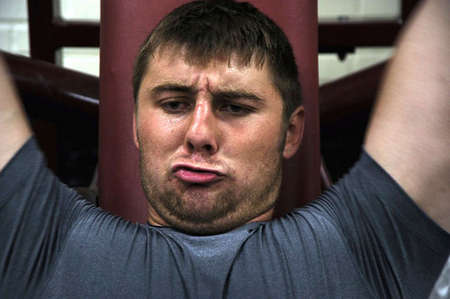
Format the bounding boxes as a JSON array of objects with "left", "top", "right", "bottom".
[{"left": 99, "top": 0, "right": 320, "bottom": 223}]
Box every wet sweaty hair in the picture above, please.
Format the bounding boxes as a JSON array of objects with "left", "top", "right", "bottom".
[{"left": 132, "top": 0, "right": 302, "bottom": 121}]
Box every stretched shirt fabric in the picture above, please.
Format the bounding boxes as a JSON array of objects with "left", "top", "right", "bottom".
[{"left": 1, "top": 138, "right": 449, "bottom": 298}]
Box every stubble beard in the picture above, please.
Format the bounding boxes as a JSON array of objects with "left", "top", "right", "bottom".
[{"left": 139, "top": 152, "right": 283, "bottom": 235}]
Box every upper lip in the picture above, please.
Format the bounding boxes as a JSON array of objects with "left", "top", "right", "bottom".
[{"left": 172, "top": 164, "right": 225, "bottom": 176}]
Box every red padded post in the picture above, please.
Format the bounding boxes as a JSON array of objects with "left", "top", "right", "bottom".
[{"left": 99, "top": 0, "right": 319, "bottom": 223}]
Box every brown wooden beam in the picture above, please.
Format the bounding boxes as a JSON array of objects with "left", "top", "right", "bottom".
[
  {"left": 53, "top": 21, "right": 100, "bottom": 48},
  {"left": 319, "top": 60, "right": 387, "bottom": 126},
  {"left": 319, "top": 22, "right": 401, "bottom": 49},
  {"left": 402, "top": 0, "right": 420, "bottom": 21},
  {"left": 3, "top": 51, "right": 99, "bottom": 117},
  {"left": 27, "top": 0, "right": 56, "bottom": 62}
]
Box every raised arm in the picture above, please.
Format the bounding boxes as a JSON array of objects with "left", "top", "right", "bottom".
[
  {"left": 0, "top": 55, "right": 31, "bottom": 172},
  {"left": 365, "top": 0, "right": 450, "bottom": 231}
]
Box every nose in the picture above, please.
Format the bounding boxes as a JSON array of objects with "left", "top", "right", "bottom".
[{"left": 184, "top": 98, "right": 219, "bottom": 155}]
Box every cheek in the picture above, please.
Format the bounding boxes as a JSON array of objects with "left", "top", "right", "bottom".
[
  {"left": 136, "top": 118, "right": 185, "bottom": 179},
  {"left": 138, "top": 115, "right": 185, "bottom": 151},
  {"left": 225, "top": 121, "right": 283, "bottom": 169}
]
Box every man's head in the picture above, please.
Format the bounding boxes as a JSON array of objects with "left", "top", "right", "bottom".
[
  {"left": 132, "top": 0, "right": 304, "bottom": 235},
  {"left": 133, "top": 0, "right": 302, "bottom": 122}
]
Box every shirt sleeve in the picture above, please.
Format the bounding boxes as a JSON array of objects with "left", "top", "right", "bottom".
[
  {"left": 0, "top": 137, "right": 90, "bottom": 298},
  {"left": 313, "top": 150, "right": 450, "bottom": 299}
]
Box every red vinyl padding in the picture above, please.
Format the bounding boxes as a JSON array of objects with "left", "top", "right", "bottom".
[{"left": 99, "top": 0, "right": 319, "bottom": 223}]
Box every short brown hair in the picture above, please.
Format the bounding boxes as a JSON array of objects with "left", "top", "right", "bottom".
[{"left": 132, "top": 0, "right": 302, "bottom": 120}]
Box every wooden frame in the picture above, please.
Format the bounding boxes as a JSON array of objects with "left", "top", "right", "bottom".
[
  {"left": 27, "top": 0, "right": 419, "bottom": 63},
  {"left": 27, "top": 0, "right": 99, "bottom": 63},
  {"left": 319, "top": 0, "right": 418, "bottom": 54}
]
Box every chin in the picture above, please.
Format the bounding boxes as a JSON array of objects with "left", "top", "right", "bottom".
[
  {"left": 158, "top": 195, "right": 245, "bottom": 235},
  {"left": 152, "top": 193, "right": 277, "bottom": 235}
]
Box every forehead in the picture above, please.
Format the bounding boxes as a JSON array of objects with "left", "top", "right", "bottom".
[{"left": 139, "top": 47, "right": 279, "bottom": 97}]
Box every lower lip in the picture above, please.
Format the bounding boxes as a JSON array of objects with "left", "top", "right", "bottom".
[{"left": 174, "top": 169, "right": 220, "bottom": 184}]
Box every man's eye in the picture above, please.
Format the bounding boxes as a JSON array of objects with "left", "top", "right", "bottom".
[
  {"left": 220, "top": 103, "right": 253, "bottom": 116},
  {"left": 161, "top": 100, "right": 190, "bottom": 113}
]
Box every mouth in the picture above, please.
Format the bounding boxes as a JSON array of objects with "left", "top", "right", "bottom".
[{"left": 172, "top": 164, "right": 225, "bottom": 184}]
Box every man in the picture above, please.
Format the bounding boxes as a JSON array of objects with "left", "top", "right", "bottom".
[
  {"left": 131, "top": 0, "right": 304, "bottom": 235},
  {"left": 0, "top": 0, "right": 448, "bottom": 298}
]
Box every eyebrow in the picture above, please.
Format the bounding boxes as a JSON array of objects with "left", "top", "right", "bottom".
[
  {"left": 149, "top": 83, "right": 195, "bottom": 98},
  {"left": 212, "top": 90, "right": 263, "bottom": 103},
  {"left": 148, "top": 83, "right": 264, "bottom": 103}
]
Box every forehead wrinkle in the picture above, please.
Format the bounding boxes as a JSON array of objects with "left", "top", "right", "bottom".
[
  {"left": 146, "top": 49, "right": 277, "bottom": 103},
  {"left": 194, "top": 75, "right": 211, "bottom": 94}
]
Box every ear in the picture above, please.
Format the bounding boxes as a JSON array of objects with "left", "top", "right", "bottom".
[
  {"left": 282, "top": 105, "right": 305, "bottom": 159},
  {"left": 133, "top": 111, "right": 140, "bottom": 150}
]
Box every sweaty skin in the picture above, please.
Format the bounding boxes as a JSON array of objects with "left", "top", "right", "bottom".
[
  {"left": 134, "top": 49, "right": 304, "bottom": 235},
  {"left": 365, "top": 0, "right": 450, "bottom": 232},
  {"left": 0, "top": 57, "right": 31, "bottom": 172}
]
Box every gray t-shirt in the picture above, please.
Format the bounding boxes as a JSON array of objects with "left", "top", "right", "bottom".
[{"left": 1, "top": 138, "right": 449, "bottom": 298}]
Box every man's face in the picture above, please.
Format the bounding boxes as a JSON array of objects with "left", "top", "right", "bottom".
[{"left": 134, "top": 49, "right": 303, "bottom": 234}]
